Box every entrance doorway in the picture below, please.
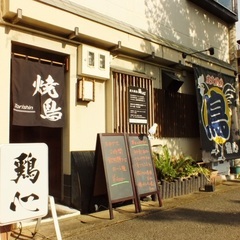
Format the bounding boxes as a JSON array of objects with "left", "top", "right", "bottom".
[
  {"left": 10, "top": 43, "right": 67, "bottom": 202},
  {"left": 10, "top": 126, "right": 62, "bottom": 200}
]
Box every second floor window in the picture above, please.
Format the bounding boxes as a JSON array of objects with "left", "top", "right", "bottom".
[{"left": 216, "top": 0, "right": 235, "bottom": 12}]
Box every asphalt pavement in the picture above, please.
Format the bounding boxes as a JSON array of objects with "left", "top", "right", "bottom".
[{"left": 10, "top": 179, "right": 240, "bottom": 239}]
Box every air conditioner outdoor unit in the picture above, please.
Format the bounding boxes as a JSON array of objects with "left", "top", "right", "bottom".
[{"left": 77, "top": 44, "right": 110, "bottom": 79}]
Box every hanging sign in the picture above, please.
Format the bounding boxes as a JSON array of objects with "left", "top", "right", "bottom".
[
  {"left": 12, "top": 56, "right": 65, "bottom": 127},
  {"left": 194, "top": 66, "right": 240, "bottom": 162}
]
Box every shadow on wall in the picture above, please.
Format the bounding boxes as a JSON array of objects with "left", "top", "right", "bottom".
[
  {"left": 138, "top": 0, "right": 226, "bottom": 60},
  {"left": 151, "top": 138, "right": 202, "bottom": 161}
]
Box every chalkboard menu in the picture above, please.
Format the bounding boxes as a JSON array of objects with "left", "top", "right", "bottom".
[
  {"left": 127, "top": 134, "right": 162, "bottom": 206},
  {"left": 93, "top": 133, "right": 161, "bottom": 219},
  {"left": 94, "top": 134, "right": 139, "bottom": 219},
  {"left": 100, "top": 134, "right": 134, "bottom": 200}
]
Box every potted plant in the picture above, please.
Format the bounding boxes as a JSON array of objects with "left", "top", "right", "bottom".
[
  {"left": 152, "top": 145, "right": 211, "bottom": 198},
  {"left": 153, "top": 145, "right": 210, "bottom": 180}
]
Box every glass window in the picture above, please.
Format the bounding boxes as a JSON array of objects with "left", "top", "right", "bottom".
[
  {"left": 88, "top": 51, "right": 95, "bottom": 67},
  {"left": 215, "top": 0, "right": 234, "bottom": 12}
]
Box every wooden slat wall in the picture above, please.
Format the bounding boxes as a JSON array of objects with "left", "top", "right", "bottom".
[
  {"left": 113, "top": 71, "right": 199, "bottom": 137},
  {"left": 113, "top": 71, "right": 153, "bottom": 134},
  {"left": 154, "top": 89, "right": 200, "bottom": 138}
]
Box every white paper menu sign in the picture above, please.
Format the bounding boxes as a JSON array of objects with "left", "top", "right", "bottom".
[{"left": 0, "top": 143, "right": 48, "bottom": 225}]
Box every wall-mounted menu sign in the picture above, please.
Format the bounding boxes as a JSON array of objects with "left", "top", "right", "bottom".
[
  {"left": 93, "top": 133, "right": 161, "bottom": 219},
  {"left": 128, "top": 86, "right": 148, "bottom": 124},
  {"left": 127, "top": 134, "right": 162, "bottom": 209}
]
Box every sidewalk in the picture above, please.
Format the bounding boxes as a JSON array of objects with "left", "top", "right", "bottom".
[{"left": 9, "top": 179, "right": 240, "bottom": 239}]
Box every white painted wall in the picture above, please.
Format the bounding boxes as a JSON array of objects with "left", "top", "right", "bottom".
[
  {"left": 0, "top": 27, "right": 11, "bottom": 144},
  {"left": 71, "top": 80, "right": 106, "bottom": 152},
  {"left": 0, "top": 0, "right": 235, "bottom": 168},
  {"left": 70, "top": 0, "right": 230, "bottom": 61},
  {"left": 151, "top": 138, "right": 202, "bottom": 161}
]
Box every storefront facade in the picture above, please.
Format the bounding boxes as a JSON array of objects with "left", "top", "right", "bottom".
[{"left": 0, "top": 0, "right": 238, "bottom": 208}]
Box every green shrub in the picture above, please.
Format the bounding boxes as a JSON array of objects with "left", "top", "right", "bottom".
[{"left": 153, "top": 145, "right": 210, "bottom": 181}]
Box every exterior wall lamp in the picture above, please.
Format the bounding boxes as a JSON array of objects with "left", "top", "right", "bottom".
[
  {"left": 77, "top": 77, "right": 95, "bottom": 102},
  {"left": 182, "top": 47, "right": 214, "bottom": 59}
]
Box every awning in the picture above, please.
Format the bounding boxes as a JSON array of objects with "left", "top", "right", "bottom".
[{"left": 162, "top": 71, "right": 184, "bottom": 92}]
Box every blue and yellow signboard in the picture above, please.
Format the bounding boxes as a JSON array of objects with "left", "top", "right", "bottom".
[{"left": 194, "top": 66, "right": 240, "bottom": 162}]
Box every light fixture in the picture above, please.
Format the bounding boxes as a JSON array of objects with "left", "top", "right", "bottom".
[
  {"left": 68, "top": 27, "right": 79, "bottom": 40},
  {"left": 182, "top": 47, "right": 214, "bottom": 59},
  {"left": 77, "top": 77, "right": 95, "bottom": 102},
  {"left": 142, "top": 51, "right": 155, "bottom": 60},
  {"left": 12, "top": 8, "right": 22, "bottom": 24},
  {"left": 151, "top": 51, "right": 155, "bottom": 59},
  {"left": 109, "top": 41, "right": 121, "bottom": 52}
]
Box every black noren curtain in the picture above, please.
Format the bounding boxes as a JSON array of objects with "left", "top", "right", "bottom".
[{"left": 12, "top": 57, "right": 64, "bottom": 127}]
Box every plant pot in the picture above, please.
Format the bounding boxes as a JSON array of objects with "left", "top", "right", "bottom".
[{"left": 230, "top": 166, "right": 240, "bottom": 174}]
